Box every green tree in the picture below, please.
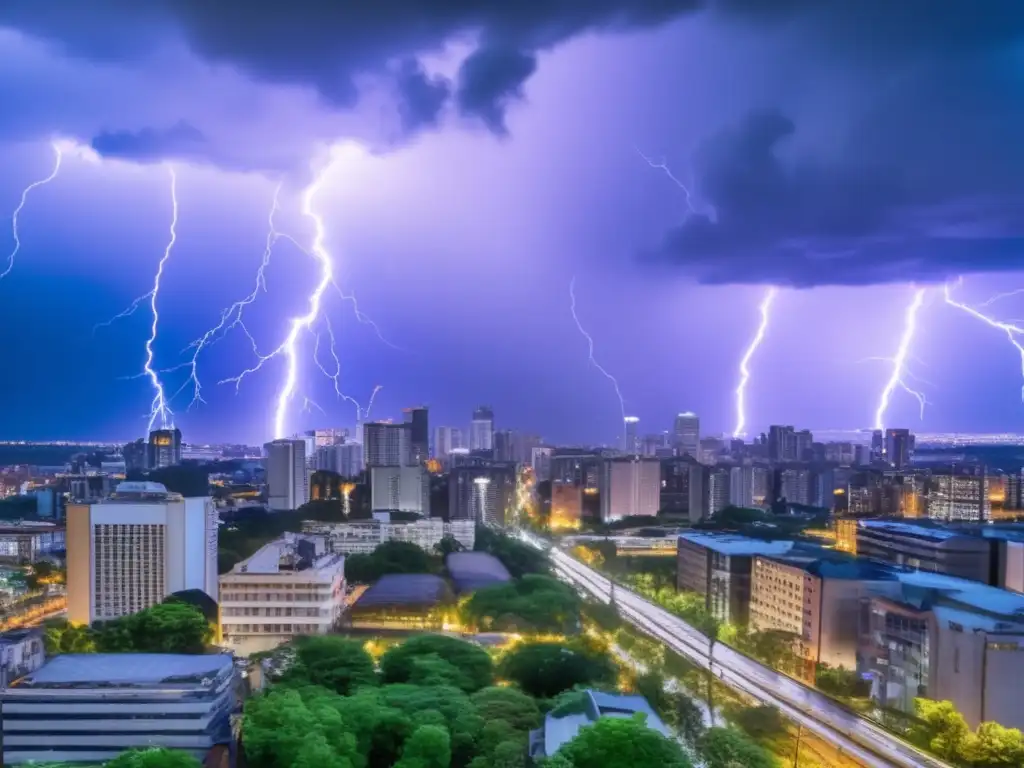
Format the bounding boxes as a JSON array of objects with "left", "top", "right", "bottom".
[
  {"left": 117, "top": 601, "right": 212, "bottom": 653},
  {"left": 634, "top": 673, "right": 704, "bottom": 745},
  {"left": 470, "top": 686, "right": 542, "bottom": 732},
  {"left": 460, "top": 575, "right": 581, "bottom": 634},
  {"left": 555, "top": 713, "right": 692, "bottom": 768},
  {"left": 474, "top": 526, "right": 550, "bottom": 578},
  {"left": 105, "top": 748, "right": 203, "bottom": 768},
  {"left": 697, "top": 727, "right": 777, "bottom": 768},
  {"left": 395, "top": 724, "right": 452, "bottom": 768},
  {"left": 243, "top": 688, "right": 360, "bottom": 768},
  {"left": 910, "top": 699, "right": 971, "bottom": 761},
  {"left": 498, "top": 641, "right": 616, "bottom": 699},
  {"left": 814, "top": 663, "right": 870, "bottom": 698},
  {"left": 961, "top": 721, "right": 1024, "bottom": 767},
  {"left": 279, "top": 635, "right": 378, "bottom": 695},
  {"left": 380, "top": 635, "right": 494, "bottom": 692},
  {"left": 346, "top": 540, "right": 441, "bottom": 583},
  {"left": 729, "top": 705, "right": 786, "bottom": 743},
  {"left": 43, "top": 619, "right": 96, "bottom": 654},
  {"left": 435, "top": 535, "right": 465, "bottom": 558}
]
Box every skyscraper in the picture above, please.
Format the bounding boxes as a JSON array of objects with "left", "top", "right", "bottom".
[
  {"left": 66, "top": 481, "right": 218, "bottom": 624},
  {"left": 599, "top": 457, "right": 660, "bottom": 522},
  {"left": 673, "top": 412, "right": 700, "bottom": 456},
  {"left": 404, "top": 406, "right": 429, "bottom": 465},
  {"left": 885, "top": 429, "right": 913, "bottom": 470},
  {"left": 314, "top": 442, "right": 363, "bottom": 478},
  {"left": 623, "top": 416, "right": 640, "bottom": 454},
  {"left": 470, "top": 406, "right": 494, "bottom": 451},
  {"left": 450, "top": 464, "right": 515, "bottom": 525},
  {"left": 370, "top": 466, "right": 429, "bottom": 515},
  {"left": 364, "top": 422, "right": 412, "bottom": 467},
  {"left": 432, "top": 426, "right": 464, "bottom": 458},
  {"left": 147, "top": 427, "right": 182, "bottom": 469},
  {"left": 265, "top": 438, "right": 309, "bottom": 511}
]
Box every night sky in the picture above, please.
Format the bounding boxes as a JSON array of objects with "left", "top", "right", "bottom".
[{"left": 2, "top": 2, "right": 1024, "bottom": 445}]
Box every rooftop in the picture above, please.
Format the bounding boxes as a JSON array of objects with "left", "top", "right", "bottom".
[
  {"left": 14, "top": 654, "right": 233, "bottom": 688},
  {"left": 679, "top": 531, "right": 796, "bottom": 557},
  {"left": 352, "top": 573, "right": 452, "bottom": 609},
  {"left": 229, "top": 533, "right": 342, "bottom": 576},
  {"left": 767, "top": 550, "right": 897, "bottom": 581},
  {"left": 103, "top": 481, "right": 184, "bottom": 503},
  {"left": 895, "top": 570, "right": 1024, "bottom": 620},
  {"left": 857, "top": 519, "right": 963, "bottom": 541},
  {"left": 446, "top": 551, "right": 512, "bottom": 592},
  {"left": 535, "top": 690, "right": 670, "bottom": 758}
]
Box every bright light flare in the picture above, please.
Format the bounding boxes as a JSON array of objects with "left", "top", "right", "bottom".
[
  {"left": 144, "top": 165, "right": 179, "bottom": 432},
  {"left": 733, "top": 287, "right": 777, "bottom": 438},
  {"left": 873, "top": 288, "right": 928, "bottom": 432},
  {"left": 2, "top": 142, "right": 64, "bottom": 280},
  {"left": 569, "top": 276, "right": 627, "bottom": 440},
  {"left": 944, "top": 281, "right": 1024, "bottom": 401}
]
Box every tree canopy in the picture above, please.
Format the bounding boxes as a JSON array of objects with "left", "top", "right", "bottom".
[
  {"left": 104, "top": 748, "right": 203, "bottom": 768},
  {"left": 44, "top": 601, "right": 211, "bottom": 656},
  {"left": 498, "top": 640, "right": 616, "bottom": 699},
  {"left": 473, "top": 526, "right": 549, "bottom": 579},
  {"left": 345, "top": 540, "right": 442, "bottom": 583},
  {"left": 697, "top": 727, "right": 778, "bottom": 768},
  {"left": 553, "top": 713, "right": 692, "bottom": 768},
  {"left": 460, "top": 575, "right": 581, "bottom": 634},
  {"left": 380, "top": 634, "right": 494, "bottom": 693},
  {"left": 278, "top": 635, "right": 378, "bottom": 695}
]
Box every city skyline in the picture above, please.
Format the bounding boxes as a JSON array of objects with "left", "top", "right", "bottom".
[{"left": 3, "top": 5, "right": 1024, "bottom": 444}]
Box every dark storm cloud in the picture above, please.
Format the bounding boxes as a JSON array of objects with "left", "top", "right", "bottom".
[
  {"left": 455, "top": 48, "right": 537, "bottom": 136},
  {"left": 393, "top": 59, "right": 450, "bottom": 135},
  {"left": 90, "top": 121, "right": 208, "bottom": 163}
]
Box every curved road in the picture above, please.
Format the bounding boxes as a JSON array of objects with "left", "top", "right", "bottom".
[{"left": 518, "top": 531, "right": 948, "bottom": 768}]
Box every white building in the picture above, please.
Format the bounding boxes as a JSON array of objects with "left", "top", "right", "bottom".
[
  {"left": 370, "top": 466, "right": 430, "bottom": 515},
  {"left": 219, "top": 533, "right": 345, "bottom": 656},
  {"left": 432, "top": 426, "right": 464, "bottom": 459},
  {"left": 673, "top": 412, "right": 700, "bottom": 457},
  {"left": 304, "top": 515, "right": 475, "bottom": 555},
  {"left": 315, "top": 442, "right": 363, "bottom": 478},
  {"left": 532, "top": 446, "right": 553, "bottom": 482},
  {"left": 729, "top": 465, "right": 754, "bottom": 508},
  {"left": 470, "top": 407, "right": 494, "bottom": 451},
  {"left": 364, "top": 422, "right": 411, "bottom": 467},
  {"left": 599, "top": 457, "right": 660, "bottom": 522},
  {"left": 66, "top": 482, "right": 218, "bottom": 625},
  {"left": 265, "top": 438, "right": 308, "bottom": 511},
  {"left": 623, "top": 416, "right": 640, "bottom": 454}
]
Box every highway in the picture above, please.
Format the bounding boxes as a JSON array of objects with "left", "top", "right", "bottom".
[{"left": 518, "top": 531, "right": 948, "bottom": 768}]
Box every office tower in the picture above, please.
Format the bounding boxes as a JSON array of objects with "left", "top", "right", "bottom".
[
  {"left": 450, "top": 465, "right": 515, "bottom": 525},
  {"left": 673, "top": 412, "right": 700, "bottom": 457},
  {"left": 641, "top": 433, "right": 668, "bottom": 457},
  {"left": 928, "top": 472, "right": 991, "bottom": 522},
  {"left": 794, "top": 430, "right": 813, "bottom": 462},
  {"left": 147, "top": 427, "right": 182, "bottom": 469},
  {"left": 706, "top": 466, "right": 731, "bottom": 516},
  {"left": 767, "top": 425, "right": 795, "bottom": 463},
  {"left": 404, "top": 406, "right": 429, "bottom": 465},
  {"left": 370, "top": 466, "right": 429, "bottom": 515},
  {"left": 123, "top": 438, "right": 148, "bottom": 473},
  {"left": 493, "top": 429, "right": 514, "bottom": 462},
  {"left": 871, "top": 429, "right": 884, "bottom": 461},
  {"left": 265, "top": 438, "right": 309, "bottom": 511},
  {"left": 825, "top": 442, "right": 856, "bottom": 467},
  {"left": 885, "top": 428, "right": 913, "bottom": 470},
  {"left": 470, "top": 406, "right": 494, "bottom": 451},
  {"left": 432, "top": 426, "right": 464, "bottom": 458},
  {"left": 66, "top": 481, "right": 218, "bottom": 624},
  {"left": 599, "top": 457, "right": 660, "bottom": 522},
  {"left": 779, "top": 467, "right": 812, "bottom": 506},
  {"left": 623, "top": 416, "right": 640, "bottom": 454},
  {"left": 729, "top": 465, "right": 754, "bottom": 508},
  {"left": 314, "top": 442, "right": 363, "bottom": 479},
  {"left": 660, "top": 456, "right": 694, "bottom": 516},
  {"left": 512, "top": 433, "right": 543, "bottom": 465},
  {"left": 532, "top": 446, "right": 553, "bottom": 482},
  {"left": 363, "top": 422, "right": 411, "bottom": 467}
]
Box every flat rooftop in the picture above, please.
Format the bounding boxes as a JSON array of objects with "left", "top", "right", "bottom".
[
  {"left": 14, "top": 654, "right": 233, "bottom": 688},
  {"left": 679, "top": 532, "right": 796, "bottom": 557},
  {"left": 446, "top": 551, "right": 511, "bottom": 592},
  {"left": 353, "top": 573, "right": 452, "bottom": 609},
  {"left": 229, "top": 534, "right": 341, "bottom": 576},
  {"left": 857, "top": 520, "right": 963, "bottom": 541}
]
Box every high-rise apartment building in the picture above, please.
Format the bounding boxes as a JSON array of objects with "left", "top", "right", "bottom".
[
  {"left": 672, "top": 412, "right": 700, "bottom": 456},
  {"left": 470, "top": 407, "right": 494, "bottom": 451},
  {"left": 123, "top": 438, "right": 148, "bottom": 473},
  {"left": 432, "top": 426, "right": 464, "bottom": 459},
  {"left": 404, "top": 406, "right": 429, "bottom": 465},
  {"left": 623, "top": 416, "right": 640, "bottom": 454},
  {"left": 314, "top": 442, "right": 363, "bottom": 478},
  {"left": 450, "top": 464, "right": 515, "bottom": 525},
  {"left": 66, "top": 482, "right": 218, "bottom": 624},
  {"left": 779, "top": 467, "right": 812, "bottom": 506},
  {"left": 928, "top": 472, "right": 991, "bottom": 522},
  {"left": 265, "top": 438, "right": 309, "bottom": 511},
  {"left": 363, "top": 422, "right": 411, "bottom": 467},
  {"left": 370, "top": 466, "right": 430, "bottom": 515},
  {"left": 493, "top": 429, "right": 514, "bottom": 462},
  {"left": 729, "top": 465, "right": 754, "bottom": 508},
  {"left": 307, "top": 428, "right": 348, "bottom": 448},
  {"left": 600, "top": 457, "right": 660, "bottom": 522},
  {"left": 531, "top": 446, "right": 553, "bottom": 482},
  {"left": 885, "top": 429, "right": 913, "bottom": 470},
  {"left": 147, "top": 427, "right": 182, "bottom": 469}
]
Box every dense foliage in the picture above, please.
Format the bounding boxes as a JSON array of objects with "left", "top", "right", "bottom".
[
  {"left": 104, "top": 748, "right": 203, "bottom": 768},
  {"left": 499, "top": 640, "right": 616, "bottom": 699},
  {"left": 43, "top": 601, "right": 211, "bottom": 655},
  {"left": 698, "top": 727, "right": 779, "bottom": 768},
  {"left": 909, "top": 699, "right": 1024, "bottom": 767},
  {"left": 473, "top": 526, "right": 549, "bottom": 578},
  {"left": 460, "top": 575, "right": 581, "bottom": 634},
  {"left": 346, "top": 540, "right": 443, "bottom": 584},
  {"left": 550, "top": 714, "right": 692, "bottom": 768},
  {"left": 379, "top": 634, "right": 494, "bottom": 692}
]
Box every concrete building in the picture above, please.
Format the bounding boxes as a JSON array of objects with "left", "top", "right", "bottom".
[
  {"left": 677, "top": 532, "right": 796, "bottom": 625},
  {"left": 750, "top": 553, "right": 898, "bottom": 675},
  {"left": 659, "top": 456, "right": 694, "bottom": 518},
  {"left": 599, "top": 457, "right": 660, "bottom": 522},
  {"left": 0, "top": 653, "right": 236, "bottom": 764},
  {"left": 859, "top": 570, "right": 1024, "bottom": 729},
  {"left": 432, "top": 426, "right": 464, "bottom": 459},
  {"left": 314, "top": 442, "right": 363, "bottom": 478},
  {"left": 304, "top": 515, "right": 475, "bottom": 555},
  {"left": 531, "top": 446, "right": 553, "bottom": 482},
  {"left": 147, "top": 427, "right": 182, "bottom": 469},
  {"left": 265, "top": 438, "right": 308, "bottom": 511},
  {"left": 550, "top": 482, "right": 583, "bottom": 531},
  {"left": 673, "top": 412, "right": 700, "bottom": 457},
  {"left": 884, "top": 428, "right": 913, "bottom": 470},
  {"left": 0, "top": 628, "right": 45, "bottom": 686},
  {"left": 66, "top": 482, "right": 218, "bottom": 624},
  {"left": 450, "top": 464, "right": 515, "bottom": 525},
  {"left": 927, "top": 472, "right": 991, "bottom": 522},
  {"left": 219, "top": 533, "right": 345, "bottom": 655},
  {"left": 0, "top": 522, "right": 64, "bottom": 564},
  {"left": 856, "top": 519, "right": 992, "bottom": 583},
  {"left": 779, "top": 467, "right": 812, "bottom": 506},
  {"left": 369, "top": 465, "right": 430, "bottom": 515},
  {"left": 470, "top": 406, "right": 494, "bottom": 452},
  {"left": 404, "top": 406, "right": 429, "bottom": 465},
  {"left": 623, "top": 416, "right": 640, "bottom": 454},
  {"left": 364, "top": 422, "right": 412, "bottom": 467}
]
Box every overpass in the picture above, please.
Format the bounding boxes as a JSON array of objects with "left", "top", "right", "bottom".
[{"left": 518, "top": 530, "right": 949, "bottom": 768}]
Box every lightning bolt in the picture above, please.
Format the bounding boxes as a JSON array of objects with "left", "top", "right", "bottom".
[
  {"left": 873, "top": 287, "right": 927, "bottom": 432},
  {"left": 635, "top": 146, "right": 701, "bottom": 220},
  {"left": 143, "top": 165, "right": 179, "bottom": 432},
  {"left": 944, "top": 280, "right": 1024, "bottom": 401},
  {"left": 221, "top": 144, "right": 377, "bottom": 440},
  {"left": 3, "top": 142, "right": 64, "bottom": 280},
  {"left": 734, "top": 287, "right": 777, "bottom": 438},
  {"left": 569, "top": 276, "right": 627, "bottom": 438}
]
